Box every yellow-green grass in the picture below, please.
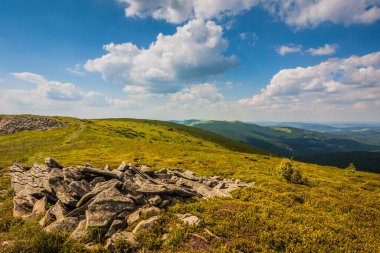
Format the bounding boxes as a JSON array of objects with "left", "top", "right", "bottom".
[{"left": 0, "top": 117, "right": 379, "bottom": 252}]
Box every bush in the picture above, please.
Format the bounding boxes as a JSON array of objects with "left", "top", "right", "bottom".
[
  {"left": 114, "top": 238, "right": 134, "bottom": 253},
  {"left": 274, "top": 160, "right": 307, "bottom": 185},
  {"left": 346, "top": 162, "right": 357, "bottom": 174},
  {"left": 86, "top": 227, "right": 104, "bottom": 243}
]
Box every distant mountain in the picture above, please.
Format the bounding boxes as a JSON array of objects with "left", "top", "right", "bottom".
[{"left": 178, "top": 120, "right": 380, "bottom": 172}]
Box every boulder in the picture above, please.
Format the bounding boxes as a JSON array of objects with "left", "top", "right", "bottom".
[
  {"left": 51, "top": 200, "right": 69, "bottom": 221},
  {"left": 132, "top": 216, "right": 159, "bottom": 234},
  {"left": 105, "top": 219, "right": 126, "bottom": 239},
  {"left": 70, "top": 219, "right": 87, "bottom": 240},
  {"left": 178, "top": 213, "right": 201, "bottom": 226},
  {"left": 86, "top": 187, "right": 135, "bottom": 229},
  {"left": 45, "top": 217, "right": 81, "bottom": 233}
]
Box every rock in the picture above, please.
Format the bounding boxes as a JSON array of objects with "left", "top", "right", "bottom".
[
  {"left": 51, "top": 200, "right": 69, "bottom": 221},
  {"left": 63, "top": 168, "right": 88, "bottom": 182},
  {"left": 45, "top": 157, "right": 63, "bottom": 169},
  {"left": 147, "top": 195, "right": 162, "bottom": 206},
  {"left": 126, "top": 206, "right": 160, "bottom": 226},
  {"left": 0, "top": 116, "right": 68, "bottom": 135},
  {"left": 104, "top": 164, "right": 111, "bottom": 171},
  {"left": 70, "top": 219, "right": 87, "bottom": 240},
  {"left": 69, "top": 180, "right": 91, "bottom": 198},
  {"left": 86, "top": 187, "right": 135, "bottom": 229},
  {"left": 77, "top": 179, "right": 122, "bottom": 207},
  {"left": 104, "top": 231, "right": 137, "bottom": 252},
  {"left": 45, "top": 217, "right": 81, "bottom": 233},
  {"left": 136, "top": 183, "right": 170, "bottom": 194},
  {"left": 159, "top": 199, "right": 170, "bottom": 208},
  {"left": 77, "top": 167, "right": 121, "bottom": 180},
  {"left": 13, "top": 197, "right": 33, "bottom": 217},
  {"left": 32, "top": 197, "right": 47, "bottom": 213},
  {"left": 161, "top": 233, "right": 169, "bottom": 241},
  {"left": 132, "top": 216, "right": 159, "bottom": 234},
  {"left": 178, "top": 213, "right": 201, "bottom": 226},
  {"left": 116, "top": 161, "right": 129, "bottom": 172},
  {"left": 10, "top": 158, "right": 254, "bottom": 250},
  {"left": 105, "top": 219, "right": 126, "bottom": 238},
  {"left": 91, "top": 177, "right": 106, "bottom": 186},
  {"left": 39, "top": 209, "right": 55, "bottom": 227}
]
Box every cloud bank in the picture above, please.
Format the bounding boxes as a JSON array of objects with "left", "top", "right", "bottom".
[
  {"left": 239, "top": 52, "right": 380, "bottom": 115},
  {"left": 119, "top": 0, "right": 380, "bottom": 28}
]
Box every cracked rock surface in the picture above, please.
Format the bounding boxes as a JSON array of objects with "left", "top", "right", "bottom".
[{"left": 10, "top": 158, "right": 254, "bottom": 250}]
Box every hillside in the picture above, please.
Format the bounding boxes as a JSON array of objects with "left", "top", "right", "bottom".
[
  {"left": 0, "top": 116, "right": 380, "bottom": 252},
  {"left": 185, "top": 120, "right": 380, "bottom": 172}
]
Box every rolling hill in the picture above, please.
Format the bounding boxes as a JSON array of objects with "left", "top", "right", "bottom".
[
  {"left": 181, "top": 120, "right": 380, "bottom": 172},
  {"left": 0, "top": 115, "right": 379, "bottom": 252}
]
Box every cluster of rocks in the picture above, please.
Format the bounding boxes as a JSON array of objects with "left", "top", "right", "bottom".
[
  {"left": 0, "top": 115, "right": 68, "bottom": 135},
  {"left": 10, "top": 158, "right": 253, "bottom": 251}
]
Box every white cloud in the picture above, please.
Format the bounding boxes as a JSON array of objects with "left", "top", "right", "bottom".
[
  {"left": 239, "top": 52, "right": 380, "bottom": 116},
  {"left": 276, "top": 45, "right": 302, "bottom": 56},
  {"left": 119, "top": 0, "right": 257, "bottom": 24},
  {"left": 12, "top": 72, "right": 84, "bottom": 101},
  {"left": 123, "top": 85, "right": 149, "bottom": 95},
  {"left": 85, "top": 19, "right": 238, "bottom": 93},
  {"left": 306, "top": 44, "right": 338, "bottom": 56},
  {"left": 239, "top": 32, "right": 258, "bottom": 47},
  {"left": 119, "top": 0, "right": 380, "bottom": 28},
  {"left": 262, "top": 0, "right": 380, "bottom": 28},
  {"left": 67, "top": 64, "right": 86, "bottom": 75},
  {"left": 168, "top": 83, "right": 225, "bottom": 109}
]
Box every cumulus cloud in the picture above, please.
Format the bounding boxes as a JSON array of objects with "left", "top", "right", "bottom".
[
  {"left": 239, "top": 52, "right": 380, "bottom": 114},
  {"left": 85, "top": 19, "right": 238, "bottom": 93},
  {"left": 12, "top": 72, "right": 84, "bottom": 101},
  {"left": 168, "top": 83, "right": 225, "bottom": 109},
  {"left": 306, "top": 44, "right": 338, "bottom": 56},
  {"left": 262, "top": 0, "right": 380, "bottom": 28},
  {"left": 276, "top": 45, "right": 302, "bottom": 56},
  {"left": 119, "top": 0, "right": 380, "bottom": 28},
  {"left": 119, "top": 0, "right": 257, "bottom": 23}
]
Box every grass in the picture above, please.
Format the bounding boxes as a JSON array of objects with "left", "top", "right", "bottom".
[{"left": 0, "top": 116, "right": 379, "bottom": 252}]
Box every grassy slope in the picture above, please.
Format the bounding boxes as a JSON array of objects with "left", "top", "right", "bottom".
[{"left": 0, "top": 117, "right": 379, "bottom": 252}]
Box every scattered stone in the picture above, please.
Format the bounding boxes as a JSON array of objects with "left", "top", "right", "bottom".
[
  {"left": 10, "top": 158, "right": 254, "bottom": 250},
  {"left": 178, "top": 213, "right": 201, "bottom": 226},
  {"left": 0, "top": 116, "right": 68, "bottom": 135}
]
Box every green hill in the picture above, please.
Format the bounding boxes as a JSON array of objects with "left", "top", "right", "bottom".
[
  {"left": 185, "top": 120, "right": 380, "bottom": 172},
  {"left": 0, "top": 116, "right": 379, "bottom": 252}
]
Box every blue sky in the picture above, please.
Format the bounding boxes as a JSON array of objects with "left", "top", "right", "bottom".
[{"left": 1, "top": 0, "right": 380, "bottom": 121}]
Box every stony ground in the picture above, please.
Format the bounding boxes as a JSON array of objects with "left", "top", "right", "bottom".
[
  {"left": 0, "top": 115, "right": 68, "bottom": 135},
  {"left": 10, "top": 157, "right": 253, "bottom": 252}
]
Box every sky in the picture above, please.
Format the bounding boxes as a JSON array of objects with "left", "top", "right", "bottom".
[{"left": 0, "top": 0, "right": 380, "bottom": 122}]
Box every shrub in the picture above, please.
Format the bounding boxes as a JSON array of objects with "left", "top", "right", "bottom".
[
  {"left": 346, "top": 162, "right": 357, "bottom": 174},
  {"left": 86, "top": 227, "right": 104, "bottom": 243},
  {"left": 274, "top": 160, "right": 307, "bottom": 185},
  {"left": 114, "top": 238, "right": 134, "bottom": 253}
]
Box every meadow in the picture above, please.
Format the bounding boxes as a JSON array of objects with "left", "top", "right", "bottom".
[{"left": 0, "top": 116, "right": 379, "bottom": 252}]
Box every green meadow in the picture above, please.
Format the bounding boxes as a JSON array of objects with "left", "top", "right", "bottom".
[{"left": 0, "top": 117, "right": 379, "bottom": 252}]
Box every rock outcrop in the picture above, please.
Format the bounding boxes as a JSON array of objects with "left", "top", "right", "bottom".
[
  {"left": 0, "top": 116, "right": 68, "bottom": 135},
  {"left": 10, "top": 158, "right": 254, "bottom": 250}
]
